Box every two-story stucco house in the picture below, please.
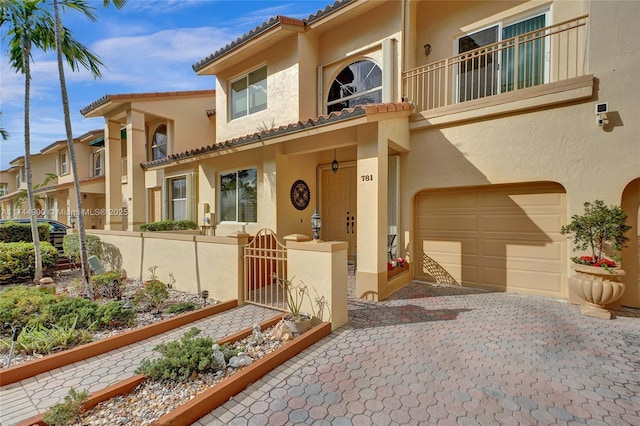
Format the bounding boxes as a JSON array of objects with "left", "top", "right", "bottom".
[
  {"left": 0, "top": 130, "right": 107, "bottom": 229},
  {"left": 82, "top": 0, "right": 639, "bottom": 308}
]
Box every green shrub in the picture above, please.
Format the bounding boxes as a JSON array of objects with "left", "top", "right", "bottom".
[
  {"left": 0, "top": 242, "right": 57, "bottom": 282},
  {"left": 134, "top": 279, "right": 169, "bottom": 312},
  {"left": 139, "top": 220, "right": 198, "bottom": 232},
  {"left": 9, "top": 318, "right": 92, "bottom": 355},
  {"left": 0, "top": 286, "right": 58, "bottom": 333},
  {"left": 135, "top": 327, "right": 213, "bottom": 380},
  {"left": 0, "top": 221, "right": 49, "bottom": 243},
  {"left": 42, "top": 388, "right": 89, "bottom": 426},
  {"left": 62, "top": 233, "right": 103, "bottom": 263},
  {"left": 90, "top": 271, "right": 123, "bottom": 299},
  {"left": 42, "top": 296, "right": 99, "bottom": 330},
  {"left": 165, "top": 301, "right": 197, "bottom": 315},
  {"left": 96, "top": 301, "right": 135, "bottom": 328}
]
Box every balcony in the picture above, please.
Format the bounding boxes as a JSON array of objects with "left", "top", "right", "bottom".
[{"left": 403, "top": 16, "right": 589, "bottom": 116}]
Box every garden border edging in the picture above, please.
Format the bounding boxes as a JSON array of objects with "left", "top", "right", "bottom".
[
  {"left": 0, "top": 299, "right": 238, "bottom": 386},
  {"left": 17, "top": 315, "right": 331, "bottom": 426}
]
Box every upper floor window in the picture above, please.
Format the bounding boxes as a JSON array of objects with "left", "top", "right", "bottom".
[
  {"left": 220, "top": 168, "right": 257, "bottom": 222},
  {"left": 59, "top": 152, "right": 68, "bottom": 175},
  {"left": 327, "top": 60, "right": 382, "bottom": 114},
  {"left": 230, "top": 66, "right": 267, "bottom": 120},
  {"left": 151, "top": 124, "right": 168, "bottom": 160},
  {"left": 91, "top": 150, "right": 104, "bottom": 177},
  {"left": 0, "top": 183, "right": 7, "bottom": 196},
  {"left": 457, "top": 13, "right": 547, "bottom": 102}
]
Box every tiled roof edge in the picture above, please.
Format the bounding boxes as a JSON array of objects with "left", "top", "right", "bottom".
[
  {"left": 192, "top": 0, "right": 355, "bottom": 73},
  {"left": 141, "top": 101, "right": 412, "bottom": 170}
]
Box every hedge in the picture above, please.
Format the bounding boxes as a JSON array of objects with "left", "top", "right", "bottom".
[
  {"left": 0, "top": 241, "right": 58, "bottom": 282},
  {"left": 63, "top": 233, "right": 103, "bottom": 263},
  {"left": 0, "top": 222, "right": 50, "bottom": 243},
  {"left": 139, "top": 219, "right": 198, "bottom": 232}
]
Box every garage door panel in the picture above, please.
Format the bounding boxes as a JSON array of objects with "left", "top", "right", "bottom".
[
  {"left": 481, "top": 213, "right": 563, "bottom": 234},
  {"left": 482, "top": 239, "right": 562, "bottom": 262},
  {"left": 418, "top": 214, "right": 477, "bottom": 232},
  {"left": 415, "top": 183, "right": 567, "bottom": 298},
  {"left": 418, "top": 191, "right": 478, "bottom": 209},
  {"left": 480, "top": 190, "right": 564, "bottom": 209}
]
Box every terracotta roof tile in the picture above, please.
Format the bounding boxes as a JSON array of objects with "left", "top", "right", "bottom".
[
  {"left": 141, "top": 101, "right": 413, "bottom": 169},
  {"left": 192, "top": 0, "right": 355, "bottom": 72}
]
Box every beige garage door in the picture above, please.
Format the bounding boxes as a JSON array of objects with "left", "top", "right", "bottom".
[{"left": 415, "top": 183, "right": 567, "bottom": 298}]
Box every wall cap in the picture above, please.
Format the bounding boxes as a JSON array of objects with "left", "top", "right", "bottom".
[{"left": 287, "top": 240, "right": 348, "bottom": 252}]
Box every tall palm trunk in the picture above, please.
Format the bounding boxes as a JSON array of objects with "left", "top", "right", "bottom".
[
  {"left": 22, "top": 31, "right": 43, "bottom": 282},
  {"left": 53, "top": 0, "right": 91, "bottom": 296}
]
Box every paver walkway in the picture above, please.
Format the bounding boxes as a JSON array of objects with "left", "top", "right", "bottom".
[
  {"left": 195, "top": 282, "right": 640, "bottom": 426},
  {"left": 0, "top": 304, "right": 279, "bottom": 425}
]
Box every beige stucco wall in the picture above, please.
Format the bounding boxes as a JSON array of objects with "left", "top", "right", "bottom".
[
  {"left": 403, "top": 0, "right": 640, "bottom": 304},
  {"left": 215, "top": 35, "right": 301, "bottom": 142}
]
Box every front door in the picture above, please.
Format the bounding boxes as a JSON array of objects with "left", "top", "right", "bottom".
[{"left": 321, "top": 166, "right": 357, "bottom": 262}]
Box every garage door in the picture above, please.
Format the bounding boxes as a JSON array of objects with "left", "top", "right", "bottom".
[{"left": 415, "top": 183, "right": 567, "bottom": 298}]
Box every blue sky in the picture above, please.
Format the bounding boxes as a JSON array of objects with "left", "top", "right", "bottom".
[{"left": 0, "top": 0, "right": 332, "bottom": 170}]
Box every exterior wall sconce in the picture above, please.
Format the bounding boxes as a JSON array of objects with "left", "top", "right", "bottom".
[
  {"left": 311, "top": 208, "right": 322, "bottom": 240},
  {"left": 424, "top": 43, "right": 431, "bottom": 56},
  {"left": 70, "top": 215, "right": 76, "bottom": 228},
  {"left": 332, "top": 148, "right": 339, "bottom": 174}
]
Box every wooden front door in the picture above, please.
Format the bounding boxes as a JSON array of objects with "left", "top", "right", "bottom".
[{"left": 321, "top": 166, "right": 357, "bottom": 261}]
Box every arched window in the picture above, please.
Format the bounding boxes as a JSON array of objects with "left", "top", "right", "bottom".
[
  {"left": 151, "top": 124, "right": 167, "bottom": 160},
  {"left": 327, "top": 60, "right": 382, "bottom": 114}
]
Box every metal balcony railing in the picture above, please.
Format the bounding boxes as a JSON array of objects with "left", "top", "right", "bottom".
[{"left": 402, "top": 16, "right": 588, "bottom": 113}]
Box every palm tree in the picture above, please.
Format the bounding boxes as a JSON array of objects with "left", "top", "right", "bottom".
[
  {"left": 1, "top": 0, "right": 105, "bottom": 282},
  {"left": 1, "top": 0, "right": 50, "bottom": 281},
  {"left": 51, "top": 0, "right": 126, "bottom": 294}
]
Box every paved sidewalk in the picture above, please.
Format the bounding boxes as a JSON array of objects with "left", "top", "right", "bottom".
[
  {"left": 0, "top": 304, "right": 280, "bottom": 425},
  {"left": 196, "top": 283, "right": 640, "bottom": 426}
]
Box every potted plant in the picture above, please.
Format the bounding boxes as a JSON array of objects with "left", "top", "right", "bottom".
[
  {"left": 275, "top": 277, "right": 314, "bottom": 335},
  {"left": 560, "top": 200, "right": 631, "bottom": 319}
]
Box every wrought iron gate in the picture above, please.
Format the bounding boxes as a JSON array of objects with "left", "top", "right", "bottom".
[{"left": 244, "top": 229, "right": 287, "bottom": 310}]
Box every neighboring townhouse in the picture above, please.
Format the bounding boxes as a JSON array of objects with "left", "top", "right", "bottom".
[
  {"left": 81, "top": 90, "right": 216, "bottom": 231},
  {"left": 82, "top": 0, "right": 639, "bottom": 307},
  {"left": 0, "top": 130, "right": 107, "bottom": 229}
]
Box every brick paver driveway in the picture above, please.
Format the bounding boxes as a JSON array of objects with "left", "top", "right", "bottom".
[{"left": 197, "top": 282, "right": 640, "bottom": 426}]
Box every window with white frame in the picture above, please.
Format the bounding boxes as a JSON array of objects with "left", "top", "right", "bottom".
[
  {"left": 327, "top": 60, "right": 382, "bottom": 114},
  {"left": 59, "top": 152, "right": 68, "bottom": 175},
  {"left": 151, "top": 124, "right": 168, "bottom": 161},
  {"left": 0, "top": 183, "right": 7, "bottom": 196},
  {"left": 91, "top": 149, "right": 104, "bottom": 177},
  {"left": 456, "top": 11, "right": 548, "bottom": 102},
  {"left": 230, "top": 67, "right": 267, "bottom": 120},
  {"left": 169, "top": 176, "right": 187, "bottom": 221},
  {"left": 220, "top": 168, "right": 257, "bottom": 222}
]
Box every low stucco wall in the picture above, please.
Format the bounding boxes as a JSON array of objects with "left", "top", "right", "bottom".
[{"left": 87, "top": 230, "right": 246, "bottom": 300}]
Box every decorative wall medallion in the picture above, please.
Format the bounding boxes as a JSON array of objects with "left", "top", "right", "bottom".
[{"left": 290, "top": 180, "right": 310, "bottom": 211}]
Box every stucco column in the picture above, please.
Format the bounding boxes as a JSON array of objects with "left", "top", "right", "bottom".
[
  {"left": 104, "top": 119, "right": 123, "bottom": 230},
  {"left": 286, "top": 239, "right": 348, "bottom": 330},
  {"left": 125, "top": 110, "right": 147, "bottom": 230},
  {"left": 355, "top": 123, "right": 389, "bottom": 300}
]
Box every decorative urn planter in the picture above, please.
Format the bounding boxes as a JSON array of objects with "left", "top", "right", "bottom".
[
  {"left": 283, "top": 313, "right": 314, "bottom": 336},
  {"left": 569, "top": 263, "right": 626, "bottom": 319}
]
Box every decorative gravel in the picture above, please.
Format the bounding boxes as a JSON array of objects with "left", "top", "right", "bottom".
[
  {"left": 0, "top": 270, "right": 218, "bottom": 369},
  {"left": 75, "top": 325, "right": 288, "bottom": 425}
]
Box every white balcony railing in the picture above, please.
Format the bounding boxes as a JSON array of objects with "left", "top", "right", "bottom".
[{"left": 403, "top": 16, "right": 588, "bottom": 113}]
